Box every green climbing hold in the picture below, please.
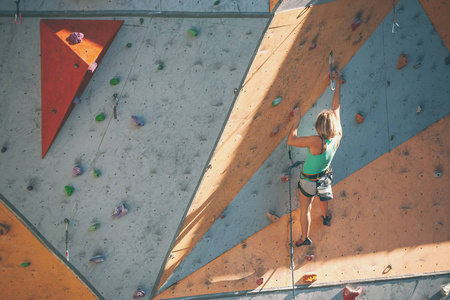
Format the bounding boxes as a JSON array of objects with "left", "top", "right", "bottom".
[
  {"left": 89, "top": 222, "right": 100, "bottom": 231},
  {"left": 126, "top": 43, "right": 132, "bottom": 48},
  {"left": 64, "top": 185, "right": 74, "bottom": 196},
  {"left": 157, "top": 64, "right": 164, "bottom": 71},
  {"left": 20, "top": 262, "right": 31, "bottom": 267},
  {"left": 187, "top": 29, "right": 198, "bottom": 37},
  {"left": 272, "top": 96, "right": 282, "bottom": 107},
  {"left": 214, "top": 0, "right": 220, "bottom": 5},
  {"left": 93, "top": 169, "right": 102, "bottom": 178},
  {"left": 95, "top": 114, "right": 105, "bottom": 122},
  {"left": 110, "top": 78, "right": 120, "bottom": 85}
]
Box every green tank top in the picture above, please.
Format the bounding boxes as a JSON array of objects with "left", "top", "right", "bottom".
[{"left": 302, "top": 138, "right": 336, "bottom": 175}]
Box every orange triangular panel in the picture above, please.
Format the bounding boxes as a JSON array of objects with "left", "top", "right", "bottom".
[{"left": 40, "top": 19, "right": 123, "bottom": 158}]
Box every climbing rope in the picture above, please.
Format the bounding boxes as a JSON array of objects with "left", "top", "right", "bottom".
[
  {"left": 392, "top": 0, "right": 399, "bottom": 33},
  {"left": 329, "top": 51, "right": 335, "bottom": 91},
  {"left": 287, "top": 144, "right": 302, "bottom": 300},
  {"left": 14, "top": 0, "right": 22, "bottom": 25}
]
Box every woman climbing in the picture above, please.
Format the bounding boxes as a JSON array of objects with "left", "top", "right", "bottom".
[{"left": 287, "top": 70, "right": 343, "bottom": 247}]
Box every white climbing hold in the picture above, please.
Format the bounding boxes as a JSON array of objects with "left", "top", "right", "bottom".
[
  {"left": 416, "top": 105, "right": 423, "bottom": 114},
  {"left": 441, "top": 283, "right": 450, "bottom": 296}
]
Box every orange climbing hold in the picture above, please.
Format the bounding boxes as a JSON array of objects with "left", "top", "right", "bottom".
[
  {"left": 302, "top": 274, "right": 317, "bottom": 283},
  {"left": 40, "top": 19, "right": 123, "bottom": 158},
  {"left": 355, "top": 113, "right": 364, "bottom": 124},
  {"left": 343, "top": 286, "right": 362, "bottom": 300},
  {"left": 397, "top": 54, "right": 409, "bottom": 69}
]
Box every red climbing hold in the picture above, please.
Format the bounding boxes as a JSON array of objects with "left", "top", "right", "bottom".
[
  {"left": 256, "top": 278, "right": 264, "bottom": 285},
  {"left": 351, "top": 19, "right": 363, "bottom": 31},
  {"left": 343, "top": 286, "right": 362, "bottom": 300},
  {"left": 355, "top": 113, "right": 364, "bottom": 124},
  {"left": 220, "top": 215, "right": 226, "bottom": 219},
  {"left": 40, "top": 19, "right": 123, "bottom": 158},
  {"left": 305, "top": 254, "right": 314, "bottom": 261},
  {"left": 397, "top": 54, "right": 409, "bottom": 69},
  {"left": 309, "top": 43, "right": 316, "bottom": 50}
]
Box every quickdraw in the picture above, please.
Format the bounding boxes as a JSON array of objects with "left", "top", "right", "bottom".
[
  {"left": 392, "top": 0, "right": 399, "bottom": 33},
  {"left": 14, "top": 0, "right": 22, "bottom": 25},
  {"left": 329, "top": 51, "right": 335, "bottom": 91}
]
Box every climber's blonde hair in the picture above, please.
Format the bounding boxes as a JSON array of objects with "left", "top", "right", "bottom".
[{"left": 315, "top": 110, "right": 340, "bottom": 139}]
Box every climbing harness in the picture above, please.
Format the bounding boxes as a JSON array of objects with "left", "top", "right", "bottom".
[
  {"left": 14, "top": 0, "right": 22, "bottom": 25},
  {"left": 392, "top": 0, "right": 399, "bottom": 33},
  {"left": 329, "top": 51, "right": 335, "bottom": 91},
  {"left": 287, "top": 144, "right": 303, "bottom": 299}
]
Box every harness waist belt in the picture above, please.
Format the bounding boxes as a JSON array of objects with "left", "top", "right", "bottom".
[{"left": 301, "top": 168, "right": 331, "bottom": 181}]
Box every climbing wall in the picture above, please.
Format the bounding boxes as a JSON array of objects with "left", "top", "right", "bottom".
[
  {"left": 156, "top": 0, "right": 401, "bottom": 292},
  {"left": 155, "top": 114, "right": 450, "bottom": 299},
  {"left": 0, "top": 194, "right": 100, "bottom": 299},
  {"left": 0, "top": 16, "right": 268, "bottom": 299}
]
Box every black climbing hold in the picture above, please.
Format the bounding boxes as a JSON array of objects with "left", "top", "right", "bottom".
[
  {"left": 1, "top": 146, "right": 6, "bottom": 153},
  {"left": 126, "top": 43, "right": 132, "bottom": 48}
]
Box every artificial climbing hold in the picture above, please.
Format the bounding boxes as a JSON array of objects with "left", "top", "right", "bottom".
[
  {"left": 1, "top": 146, "right": 6, "bottom": 153},
  {"left": 126, "top": 43, "right": 132, "bottom": 48},
  {"left": 64, "top": 185, "right": 74, "bottom": 196},
  {"left": 131, "top": 116, "right": 145, "bottom": 127},
  {"left": 157, "top": 64, "right": 164, "bottom": 71},
  {"left": 51, "top": 109, "right": 57, "bottom": 114},
  {"left": 88, "top": 62, "right": 97, "bottom": 73},
  {"left": 413, "top": 63, "right": 421, "bottom": 69},
  {"left": 72, "top": 165, "right": 84, "bottom": 177},
  {"left": 434, "top": 171, "right": 442, "bottom": 178},
  {"left": 89, "top": 222, "right": 100, "bottom": 231},
  {"left": 309, "top": 43, "right": 316, "bottom": 50},
  {"left": 256, "top": 278, "right": 264, "bottom": 285},
  {"left": 343, "top": 286, "right": 362, "bottom": 300},
  {"left": 351, "top": 19, "right": 363, "bottom": 31},
  {"left": 139, "top": 18, "right": 144, "bottom": 25},
  {"left": 353, "top": 33, "right": 362, "bottom": 45},
  {"left": 0, "top": 223, "right": 9, "bottom": 236},
  {"left": 442, "top": 283, "right": 450, "bottom": 296},
  {"left": 281, "top": 172, "right": 289, "bottom": 182},
  {"left": 445, "top": 56, "right": 450, "bottom": 65},
  {"left": 110, "top": 78, "right": 120, "bottom": 85},
  {"left": 271, "top": 96, "right": 282, "bottom": 107},
  {"left": 69, "top": 32, "right": 84, "bottom": 44},
  {"left": 220, "top": 214, "right": 226, "bottom": 219},
  {"left": 213, "top": 1, "right": 220, "bottom": 5},
  {"left": 416, "top": 105, "right": 423, "bottom": 114},
  {"left": 89, "top": 255, "right": 105, "bottom": 263},
  {"left": 20, "top": 262, "right": 31, "bottom": 267},
  {"left": 133, "top": 288, "right": 146, "bottom": 298},
  {"left": 355, "top": 113, "right": 364, "bottom": 124},
  {"left": 26, "top": 185, "right": 33, "bottom": 191},
  {"left": 266, "top": 212, "right": 279, "bottom": 223},
  {"left": 340, "top": 78, "right": 346, "bottom": 85},
  {"left": 397, "top": 54, "right": 409, "bottom": 69},
  {"left": 187, "top": 29, "right": 199, "bottom": 37},
  {"left": 95, "top": 114, "right": 105, "bottom": 122},
  {"left": 112, "top": 203, "right": 128, "bottom": 218},
  {"left": 302, "top": 274, "right": 317, "bottom": 283},
  {"left": 93, "top": 169, "right": 102, "bottom": 178},
  {"left": 73, "top": 97, "right": 81, "bottom": 104},
  {"left": 305, "top": 254, "right": 314, "bottom": 261},
  {"left": 270, "top": 128, "right": 279, "bottom": 137}
]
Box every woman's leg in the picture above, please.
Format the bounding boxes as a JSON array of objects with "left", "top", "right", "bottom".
[
  {"left": 319, "top": 200, "right": 328, "bottom": 218},
  {"left": 298, "top": 189, "right": 313, "bottom": 239}
]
